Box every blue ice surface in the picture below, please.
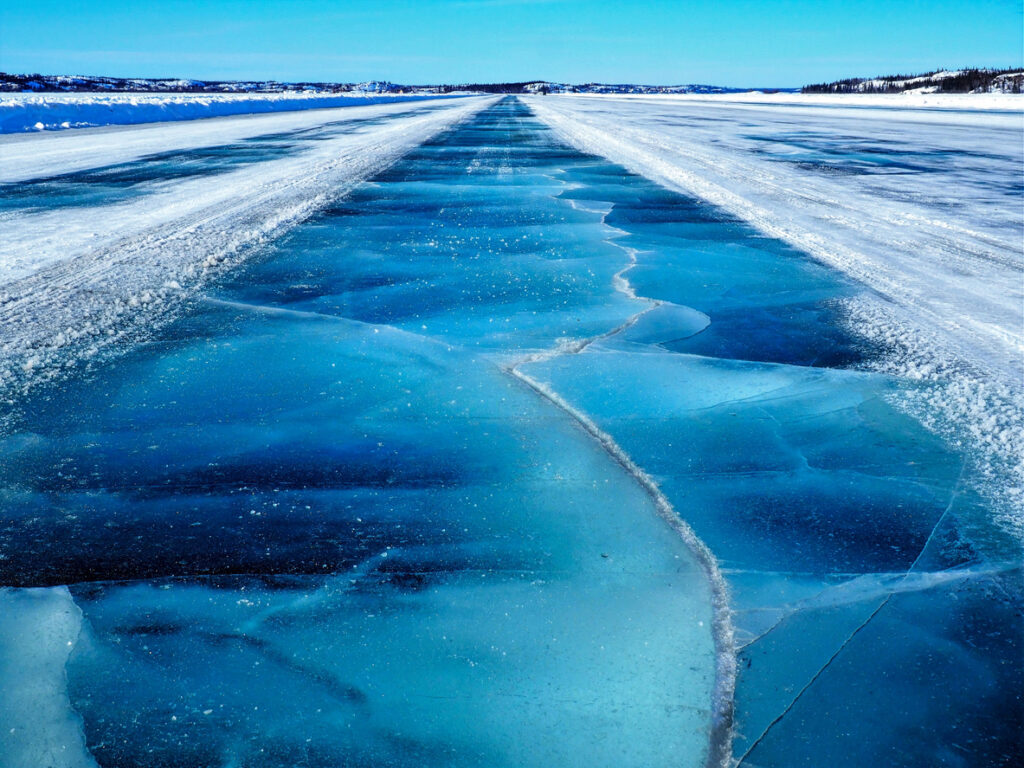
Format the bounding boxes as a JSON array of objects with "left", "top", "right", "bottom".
[{"left": 0, "top": 97, "right": 1021, "bottom": 767}]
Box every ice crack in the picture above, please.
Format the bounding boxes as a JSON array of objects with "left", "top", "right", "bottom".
[{"left": 502, "top": 180, "right": 736, "bottom": 768}]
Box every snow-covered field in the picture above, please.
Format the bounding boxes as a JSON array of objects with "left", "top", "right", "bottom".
[
  {"left": 582, "top": 90, "right": 1024, "bottom": 110},
  {"left": 0, "top": 91, "right": 467, "bottom": 133},
  {"left": 526, "top": 93, "right": 1024, "bottom": 530},
  {"left": 0, "top": 96, "right": 497, "bottom": 393}
]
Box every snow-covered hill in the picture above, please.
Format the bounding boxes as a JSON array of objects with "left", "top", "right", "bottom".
[{"left": 804, "top": 68, "right": 1023, "bottom": 94}]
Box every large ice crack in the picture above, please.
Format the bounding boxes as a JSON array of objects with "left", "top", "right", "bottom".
[{"left": 503, "top": 162, "right": 736, "bottom": 768}]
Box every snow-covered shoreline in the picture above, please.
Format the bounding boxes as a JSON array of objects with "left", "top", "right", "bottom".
[{"left": 0, "top": 91, "right": 470, "bottom": 134}]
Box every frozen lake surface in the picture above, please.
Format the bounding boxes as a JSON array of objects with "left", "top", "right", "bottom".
[{"left": 1, "top": 97, "right": 1021, "bottom": 767}]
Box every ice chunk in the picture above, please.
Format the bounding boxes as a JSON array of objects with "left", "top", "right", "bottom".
[
  {"left": 0, "top": 587, "right": 96, "bottom": 768},
  {"left": 617, "top": 302, "right": 710, "bottom": 346}
]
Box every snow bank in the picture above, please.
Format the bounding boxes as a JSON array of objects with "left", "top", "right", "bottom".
[
  {"left": 0, "top": 91, "right": 463, "bottom": 134},
  {"left": 0, "top": 96, "right": 497, "bottom": 395}
]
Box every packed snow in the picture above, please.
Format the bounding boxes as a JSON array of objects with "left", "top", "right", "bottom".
[
  {"left": 0, "top": 98, "right": 487, "bottom": 183},
  {"left": 0, "top": 91, "right": 469, "bottom": 134},
  {"left": 535, "top": 89, "right": 1024, "bottom": 114}
]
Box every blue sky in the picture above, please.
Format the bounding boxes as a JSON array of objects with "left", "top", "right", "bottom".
[{"left": 1, "top": 0, "right": 1021, "bottom": 87}]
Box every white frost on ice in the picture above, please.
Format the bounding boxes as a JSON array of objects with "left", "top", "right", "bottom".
[{"left": 570, "top": 90, "right": 1024, "bottom": 112}]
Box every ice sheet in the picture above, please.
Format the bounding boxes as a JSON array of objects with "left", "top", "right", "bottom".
[
  {"left": 1, "top": 94, "right": 1019, "bottom": 768},
  {"left": 0, "top": 587, "right": 96, "bottom": 768}
]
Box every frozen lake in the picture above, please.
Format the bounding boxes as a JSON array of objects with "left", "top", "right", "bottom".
[{"left": 1, "top": 97, "right": 1021, "bottom": 767}]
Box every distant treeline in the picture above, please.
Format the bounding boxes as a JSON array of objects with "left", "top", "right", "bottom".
[
  {"left": 0, "top": 73, "right": 387, "bottom": 93},
  {"left": 803, "top": 68, "right": 1023, "bottom": 94},
  {"left": 1, "top": 74, "right": 556, "bottom": 95},
  {"left": 433, "top": 82, "right": 539, "bottom": 93},
  {"left": 1, "top": 74, "right": 780, "bottom": 96}
]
